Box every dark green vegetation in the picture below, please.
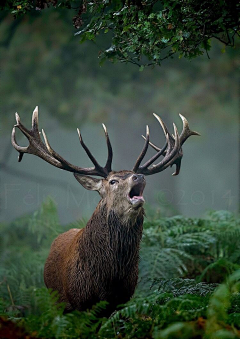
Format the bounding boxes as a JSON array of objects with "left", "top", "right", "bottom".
[
  {"left": 1, "top": 1, "right": 239, "bottom": 66},
  {"left": 1, "top": 199, "right": 240, "bottom": 338}
]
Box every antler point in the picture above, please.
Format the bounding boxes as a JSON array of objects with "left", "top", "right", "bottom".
[
  {"left": 102, "top": 123, "right": 107, "bottom": 134},
  {"left": 32, "top": 106, "right": 39, "bottom": 132},
  {"left": 42, "top": 129, "right": 52, "bottom": 153},
  {"left": 173, "top": 123, "right": 177, "bottom": 133},
  {"left": 153, "top": 113, "right": 162, "bottom": 125},
  {"left": 146, "top": 125, "right": 149, "bottom": 135},
  {"left": 193, "top": 131, "right": 201, "bottom": 136},
  {"left": 179, "top": 113, "right": 189, "bottom": 126},
  {"left": 173, "top": 124, "right": 180, "bottom": 145},
  {"left": 15, "top": 112, "right": 20, "bottom": 123},
  {"left": 77, "top": 128, "right": 83, "bottom": 142},
  {"left": 42, "top": 128, "right": 46, "bottom": 140},
  {"left": 33, "top": 107, "right": 38, "bottom": 117}
]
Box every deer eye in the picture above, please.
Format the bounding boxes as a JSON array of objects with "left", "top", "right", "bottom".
[{"left": 110, "top": 180, "right": 118, "bottom": 185}]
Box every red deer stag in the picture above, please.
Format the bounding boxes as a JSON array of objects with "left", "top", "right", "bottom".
[{"left": 11, "top": 107, "right": 199, "bottom": 313}]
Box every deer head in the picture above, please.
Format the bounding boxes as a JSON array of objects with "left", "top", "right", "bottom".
[
  {"left": 11, "top": 106, "right": 200, "bottom": 219},
  {"left": 74, "top": 171, "right": 146, "bottom": 221}
]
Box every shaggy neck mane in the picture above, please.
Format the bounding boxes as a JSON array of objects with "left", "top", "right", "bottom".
[{"left": 79, "top": 201, "right": 144, "bottom": 279}]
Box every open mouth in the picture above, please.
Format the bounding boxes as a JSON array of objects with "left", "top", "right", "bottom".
[{"left": 128, "top": 182, "right": 145, "bottom": 206}]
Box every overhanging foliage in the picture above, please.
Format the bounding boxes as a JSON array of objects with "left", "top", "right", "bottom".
[{"left": 2, "top": 0, "right": 240, "bottom": 67}]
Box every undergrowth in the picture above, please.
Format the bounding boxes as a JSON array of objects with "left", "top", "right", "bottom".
[{"left": 0, "top": 198, "right": 240, "bottom": 338}]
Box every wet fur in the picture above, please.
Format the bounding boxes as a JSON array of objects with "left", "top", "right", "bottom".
[{"left": 44, "top": 199, "right": 144, "bottom": 313}]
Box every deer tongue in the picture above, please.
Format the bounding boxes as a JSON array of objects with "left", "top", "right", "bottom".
[
  {"left": 129, "top": 182, "right": 145, "bottom": 205},
  {"left": 130, "top": 195, "right": 145, "bottom": 204}
]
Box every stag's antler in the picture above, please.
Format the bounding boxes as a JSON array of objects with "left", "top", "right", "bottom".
[
  {"left": 133, "top": 114, "right": 200, "bottom": 176},
  {"left": 11, "top": 106, "right": 113, "bottom": 178}
]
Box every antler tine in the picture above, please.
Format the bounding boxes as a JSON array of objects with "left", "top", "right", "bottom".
[
  {"left": 41, "top": 129, "right": 52, "bottom": 153},
  {"left": 152, "top": 113, "right": 200, "bottom": 148},
  {"left": 135, "top": 117, "right": 183, "bottom": 176},
  {"left": 132, "top": 125, "right": 150, "bottom": 172},
  {"left": 172, "top": 157, "right": 182, "bottom": 176},
  {"left": 12, "top": 110, "right": 37, "bottom": 163},
  {"left": 11, "top": 126, "right": 28, "bottom": 162},
  {"left": 179, "top": 114, "right": 200, "bottom": 144},
  {"left": 153, "top": 113, "right": 167, "bottom": 137},
  {"left": 41, "top": 129, "right": 71, "bottom": 167},
  {"left": 102, "top": 123, "right": 113, "bottom": 173},
  {"left": 164, "top": 123, "right": 181, "bottom": 166},
  {"left": 13, "top": 110, "right": 68, "bottom": 168},
  {"left": 135, "top": 114, "right": 199, "bottom": 176},
  {"left": 11, "top": 106, "right": 111, "bottom": 178},
  {"left": 144, "top": 123, "right": 181, "bottom": 175},
  {"left": 76, "top": 128, "right": 108, "bottom": 177},
  {"left": 140, "top": 138, "right": 168, "bottom": 170},
  {"left": 153, "top": 113, "right": 175, "bottom": 146},
  {"left": 134, "top": 113, "right": 174, "bottom": 173},
  {"left": 142, "top": 135, "right": 161, "bottom": 152},
  {"left": 155, "top": 123, "right": 180, "bottom": 169},
  {"left": 77, "top": 128, "right": 101, "bottom": 169},
  {"left": 14, "top": 112, "right": 32, "bottom": 139},
  {"left": 32, "top": 106, "right": 40, "bottom": 133}
]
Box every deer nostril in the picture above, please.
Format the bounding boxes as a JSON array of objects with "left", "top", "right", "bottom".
[{"left": 132, "top": 174, "right": 145, "bottom": 182}]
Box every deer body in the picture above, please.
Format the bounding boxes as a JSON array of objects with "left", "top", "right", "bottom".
[{"left": 11, "top": 107, "right": 199, "bottom": 312}]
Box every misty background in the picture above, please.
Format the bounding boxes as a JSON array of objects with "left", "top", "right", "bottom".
[{"left": 0, "top": 10, "right": 239, "bottom": 224}]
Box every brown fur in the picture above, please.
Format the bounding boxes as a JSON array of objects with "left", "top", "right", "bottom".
[{"left": 44, "top": 171, "right": 145, "bottom": 313}]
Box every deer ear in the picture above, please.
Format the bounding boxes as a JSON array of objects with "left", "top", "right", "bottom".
[{"left": 74, "top": 174, "right": 105, "bottom": 196}]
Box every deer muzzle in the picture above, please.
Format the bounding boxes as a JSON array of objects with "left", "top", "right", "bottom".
[{"left": 128, "top": 174, "right": 146, "bottom": 207}]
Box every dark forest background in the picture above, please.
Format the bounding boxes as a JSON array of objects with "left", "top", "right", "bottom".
[{"left": 0, "top": 7, "right": 240, "bottom": 339}]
